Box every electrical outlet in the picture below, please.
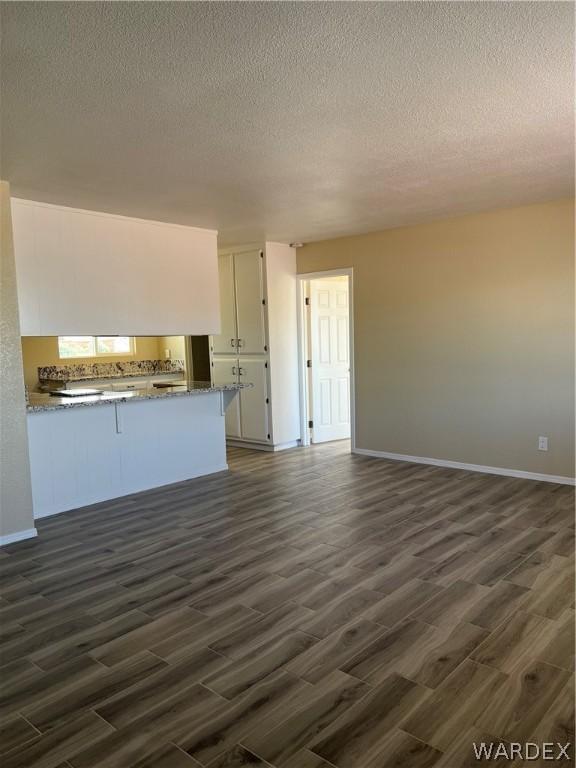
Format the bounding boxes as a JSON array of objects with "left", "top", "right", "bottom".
[{"left": 538, "top": 436, "right": 549, "bottom": 452}]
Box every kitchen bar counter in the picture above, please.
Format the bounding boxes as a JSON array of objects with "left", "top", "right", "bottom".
[
  {"left": 26, "top": 382, "right": 245, "bottom": 519},
  {"left": 27, "top": 382, "right": 248, "bottom": 412}
]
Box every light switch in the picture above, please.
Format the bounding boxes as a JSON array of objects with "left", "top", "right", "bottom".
[{"left": 538, "top": 436, "right": 549, "bottom": 451}]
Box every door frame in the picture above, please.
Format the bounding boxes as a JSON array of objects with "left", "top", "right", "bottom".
[{"left": 296, "top": 268, "right": 355, "bottom": 450}]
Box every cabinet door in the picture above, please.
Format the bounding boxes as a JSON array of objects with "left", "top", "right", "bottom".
[
  {"left": 234, "top": 250, "right": 266, "bottom": 354},
  {"left": 212, "top": 253, "right": 238, "bottom": 354},
  {"left": 111, "top": 380, "right": 150, "bottom": 392},
  {"left": 238, "top": 358, "right": 269, "bottom": 442},
  {"left": 310, "top": 278, "right": 351, "bottom": 443},
  {"left": 212, "top": 358, "right": 241, "bottom": 438}
]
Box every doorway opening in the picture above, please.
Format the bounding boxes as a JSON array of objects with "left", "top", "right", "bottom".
[{"left": 297, "top": 269, "right": 355, "bottom": 449}]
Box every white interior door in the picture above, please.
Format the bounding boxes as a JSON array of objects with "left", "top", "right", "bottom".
[
  {"left": 212, "top": 358, "right": 241, "bottom": 438},
  {"left": 238, "top": 358, "right": 269, "bottom": 442},
  {"left": 212, "top": 253, "right": 238, "bottom": 354},
  {"left": 310, "top": 278, "right": 351, "bottom": 443},
  {"left": 234, "top": 250, "right": 266, "bottom": 354}
]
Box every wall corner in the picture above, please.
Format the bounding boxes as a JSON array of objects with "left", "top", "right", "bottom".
[{"left": 0, "top": 180, "right": 36, "bottom": 545}]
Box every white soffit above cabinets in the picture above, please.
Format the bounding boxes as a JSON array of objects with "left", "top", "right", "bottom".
[{"left": 1, "top": 2, "right": 573, "bottom": 245}]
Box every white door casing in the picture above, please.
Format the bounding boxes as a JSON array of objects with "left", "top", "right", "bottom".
[{"left": 310, "top": 278, "right": 351, "bottom": 443}]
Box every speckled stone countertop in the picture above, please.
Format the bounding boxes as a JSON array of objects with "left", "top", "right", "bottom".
[
  {"left": 27, "top": 382, "right": 248, "bottom": 412},
  {"left": 38, "top": 359, "right": 185, "bottom": 383}
]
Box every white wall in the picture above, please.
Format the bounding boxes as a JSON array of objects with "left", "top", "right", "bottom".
[
  {"left": 265, "top": 242, "right": 301, "bottom": 446},
  {"left": 28, "top": 393, "right": 228, "bottom": 518},
  {"left": 0, "top": 182, "right": 36, "bottom": 545},
  {"left": 12, "top": 199, "right": 221, "bottom": 336}
]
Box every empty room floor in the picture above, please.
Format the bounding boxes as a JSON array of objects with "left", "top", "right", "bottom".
[{"left": 0, "top": 442, "right": 574, "bottom": 768}]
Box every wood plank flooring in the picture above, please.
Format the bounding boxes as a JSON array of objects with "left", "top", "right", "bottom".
[{"left": 0, "top": 442, "right": 574, "bottom": 767}]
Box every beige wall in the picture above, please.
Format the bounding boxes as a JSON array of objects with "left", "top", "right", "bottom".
[
  {"left": 159, "top": 336, "right": 187, "bottom": 363},
  {"left": 298, "top": 199, "right": 575, "bottom": 479},
  {"left": 0, "top": 180, "right": 35, "bottom": 541},
  {"left": 21, "top": 336, "right": 164, "bottom": 389}
]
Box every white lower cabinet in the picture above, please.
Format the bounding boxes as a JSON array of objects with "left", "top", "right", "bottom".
[
  {"left": 238, "top": 358, "right": 269, "bottom": 442},
  {"left": 65, "top": 374, "right": 184, "bottom": 392},
  {"left": 212, "top": 359, "right": 241, "bottom": 438},
  {"left": 110, "top": 380, "right": 150, "bottom": 392},
  {"left": 212, "top": 357, "right": 269, "bottom": 443}
]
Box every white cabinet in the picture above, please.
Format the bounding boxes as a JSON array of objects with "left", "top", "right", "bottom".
[
  {"left": 212, "top": 358, "right": 241, "bottom": 438},
  {"left": 110, "top": 380, "right": 150, "bottom": 392},
  {"left": 212, "top": 253, "right": 237, "bottom": 354},
  {"left": 63, "top": 374, "right": 184, "bottom": 392},
  {"left": 212, "top": 357, "right": 268, "bottom": 442},
  {"left": 212, "top": 243, "right": 300, "bottom": 451},
  {"left": 234, "top": 250, "right": 266, "bottom": 354},
  {"left": 238, "top": 358, "right": 269, "bottom": 442},
  {"left": 11, "top": 198, "right": 220, "bottom": 336},
  {"left": 212, "top": 249, "right": 266, "bottom": 355}
]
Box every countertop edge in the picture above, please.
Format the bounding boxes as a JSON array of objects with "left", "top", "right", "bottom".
[{"left": 27, "top": 384, "right": 249, "bottom": 413}]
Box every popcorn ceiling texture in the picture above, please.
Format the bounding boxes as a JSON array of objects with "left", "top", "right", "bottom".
[{"left": 1, "top": 2, "right": 573, "bottom": 245}]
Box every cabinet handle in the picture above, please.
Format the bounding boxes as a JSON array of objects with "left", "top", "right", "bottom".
[
  {"left": 232, "top": 366, "right": 237, "bottom": 375},
  {"left": 238, "top": 367, "right": 244, "bottom": 376},
  {"left": 115, "top": 404, "right": 123, "bottom": 434},
  {"left": 230, "top": 338, "right": 236, "bottom": 348},
  {"left": 237, "top": 339, "right": 244, "bottom": 347}
]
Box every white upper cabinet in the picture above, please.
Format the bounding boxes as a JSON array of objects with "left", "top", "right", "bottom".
[
  {"left": 211, "top": 248, "right": 266, "bottom": 355},
  {"left": 212, "top": 253, "right": 237, "bottom": 354},
  {"left": 234, "top": 250, "right": 266, "bottom": 354},
  {"left": 11, "top": 199, "right": 220, "bottom": 336}
]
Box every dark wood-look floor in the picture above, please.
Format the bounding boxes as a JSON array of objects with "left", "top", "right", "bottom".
[{"left": 0, "top": 442, "right": 574, "bottom": 768}]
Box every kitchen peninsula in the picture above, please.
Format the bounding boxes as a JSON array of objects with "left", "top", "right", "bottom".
[{"left": 26, "top": 381, "right": 247, "bottom": 519}]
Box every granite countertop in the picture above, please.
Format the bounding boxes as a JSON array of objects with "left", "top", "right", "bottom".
[
  {"left": 40, "top": 370, "right": 186, "bottom": 383},
  {"left": 38, "top": 359, "right": 186, "bottom": 383},
  {"left": 27, "top": 382, "right": 248, "bottom": 412}
]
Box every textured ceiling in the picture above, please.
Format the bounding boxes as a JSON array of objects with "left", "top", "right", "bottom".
[{"left": 1, "top": 2, "right": 573, "bottom": 245}]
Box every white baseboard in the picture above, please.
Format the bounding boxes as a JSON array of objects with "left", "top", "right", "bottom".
[
  {"left": 272, "top": 440, "right": 301, "bottom": 452},
  {"left": 0, "top": 527, "right": 38, "bottom": 547},
  {"left": 226, "top": 439, "right": 301, "bottom": 452},
  {"left": 352, "top": 448, "right": 576, "bottom": 486}
]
